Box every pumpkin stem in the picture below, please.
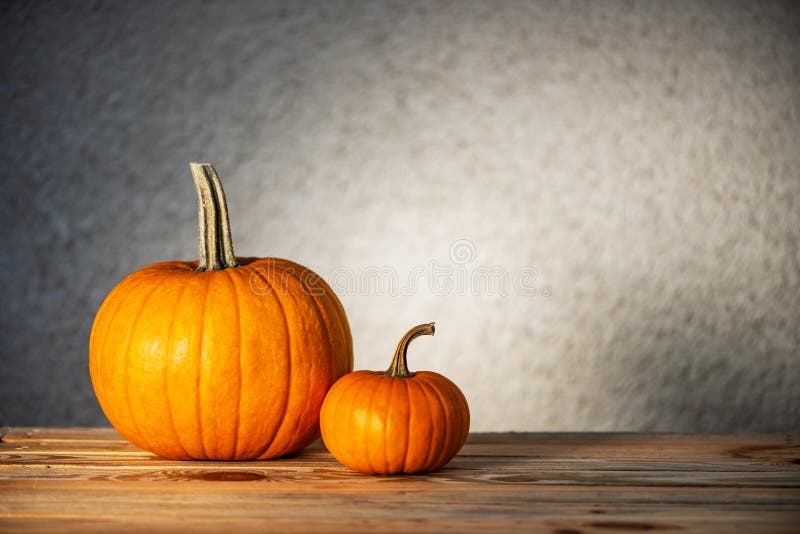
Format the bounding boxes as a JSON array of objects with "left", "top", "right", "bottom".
[
  {"left": 190, "top": 163, "right": 238, "bottom": 271},
  {"left": 385, "top": 323, "right": 436, "bottom": 378}
]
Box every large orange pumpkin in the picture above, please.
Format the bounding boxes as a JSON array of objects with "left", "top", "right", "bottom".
[
  {"left": 89, "top": 163, "right": 352, "bottom": 460},
  {"left": 320, "top": 323, "right": 469, "bottom": 474}
]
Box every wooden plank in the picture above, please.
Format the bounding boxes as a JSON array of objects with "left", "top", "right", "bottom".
[
  {"left": 1, "top": 515, "right": 796, "bottom": 534},
  {"left": 2, "top": 459, "right": 799, "bottom": 487},
  {"left": 0, "top": 427, "right": 125, "bottom": 442},
  {"left": 4, "top": 428, "right": 799, "bottom": 460},
  {"left": 3, "top": 477, "right": 800, "bottom": 502},
  {"left": 1, "top": 429, "right": 799, "bottom": 533},
  {"left": 2, "top": 454, "right": 797, "bottom": 473},
  {"left": 2, "top": 480, "right": 799, "bottom": 530},
  {"left": 1, "top": 483, "right": 799, "bottom": 524}
]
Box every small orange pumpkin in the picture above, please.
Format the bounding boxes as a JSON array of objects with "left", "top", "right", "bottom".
[
  {"left": 89, "top": 163, "right": 353, "bottom": 460},
  {"left": 320, "top": 323, "right": 469, "bottom": 474}
]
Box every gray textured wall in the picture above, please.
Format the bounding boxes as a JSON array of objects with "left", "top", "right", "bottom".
[{"left": 2, "top": 1, "right": 798, "bottom": 432}]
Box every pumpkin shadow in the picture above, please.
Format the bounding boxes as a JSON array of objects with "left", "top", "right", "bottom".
[{"left": 447, "top": 455, "right": 524, "bottom": 470}]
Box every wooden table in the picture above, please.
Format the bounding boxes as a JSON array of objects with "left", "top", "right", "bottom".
[{"left": 1, "top": 428, "right": 798, "bottom": 533}]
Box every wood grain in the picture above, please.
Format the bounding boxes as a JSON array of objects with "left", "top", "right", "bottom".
[{"left": 1, "top": 428, "right": 798, "bottom": 533}]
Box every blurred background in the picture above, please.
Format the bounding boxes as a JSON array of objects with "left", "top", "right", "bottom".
[{"left": 1, "top": 1, "right": 798, "bottom": 432}]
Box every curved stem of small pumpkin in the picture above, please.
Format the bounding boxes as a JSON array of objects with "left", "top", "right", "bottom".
[
  {"left": 385, "top": 323, "right": 436, "bottom": 378},
  {"left": 190, "top": 163, "right": 238, "bottom": 271}
]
